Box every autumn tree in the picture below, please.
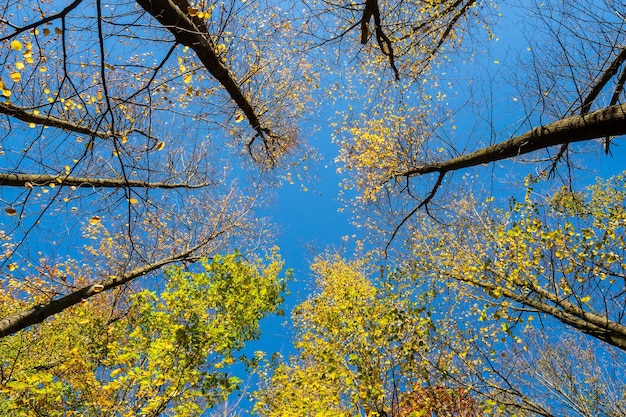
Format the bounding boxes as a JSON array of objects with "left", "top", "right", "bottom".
[
  {"left": 409, "top": 173, "right": 626, "bottom": 350},
  {"left": 0, "top": 0, "right": 316, "bottom": 335},
  {"left": 334, "top": 0, "right": 626, "bottom": 238},
  {"left": 253, "top": 255, "right": 488, "bottom": 417},
  {"left": 395, "top": 171, "right": 625, "bottom": 416},
  {"left": 0, "top": 251, "right": 288, "bottom": 416}
]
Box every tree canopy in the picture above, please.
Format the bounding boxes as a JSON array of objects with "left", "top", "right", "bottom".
[{"left": 1, "top": 0, "right": 625, "bottom": 415}]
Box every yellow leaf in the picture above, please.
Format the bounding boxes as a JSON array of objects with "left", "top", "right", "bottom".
[
  {"left": 15, "top": 62, "right": 24, "bottom": 70},
  {"left": 7, "top": 263, "right": 18, "bottom": 272},
  {"left": 5, "top": 207, "right": 17, "bottom": 216},
  {"left": 156, "top": 141, "right": 165, "bottom": 151},
  {"left": 9, "top": 72, "right": 21, "bottom": 82},
  {"left": 2, "top": 89, "right": 11, "bottom": 97},
  {"left": 89, "top": 216, "right": 101, "bottom": 225},
  {"left": 129, "top": 198, "right": 139, "bottom": 204},
  {"left": 234, "top": 113, "right": 244, "bottom": 123},
  {"left": 10, "top": 40, "right": 22, "bottom": 51}
]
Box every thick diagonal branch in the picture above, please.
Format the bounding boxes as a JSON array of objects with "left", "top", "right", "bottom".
[
  {"left": 398, "top": 103, "right": 626, "bottom": 178},
  {"left": 455, "top": 272, "right": 626, "bottom": 351},
  {"left": 580, "top": 47, "right": 626, "bottom": 114},
  {"left": 0, "top": 244, "right": 205, "bottom": 338},
  {"left": 134, "top": 0, "right": 269, "bottom": 140},
  {"left": 0, "top": 172, "right": 208, "bottom": 189}
]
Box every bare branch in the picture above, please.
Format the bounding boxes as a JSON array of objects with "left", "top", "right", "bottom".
[
  {"left": 580, "top": 47, "right": 626, "bottom": 114},
  {"left": 385, "top": 171, "right": 445, "bottom": 253},
  {"left": 398, "top": 103, "right": 626, "bottom": 178},
  {"left": 0, "top": 0, "right": 84, "bottom": 42},
  {"left": 0, "top": 242, "right": 208, "bottom": 338},
  {"left": 0, "top": 173, "right": 209, "bottom": 189},
  {"left": 134, "top": 0, "right": 271, "bottom": 143}
]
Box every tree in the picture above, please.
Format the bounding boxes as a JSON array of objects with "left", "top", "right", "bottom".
[
  {"left": 334, "top": 0, "right": 626, "bottom": 238},
  {"left": 499, "top": 331, "right": 626, "bottom": 417},
  {"left": 253, "top": 255, "right": 484, "bottom": 417},
  {"left": 0, "top": 0, "right": 312, "bottom": 335},
  {"left": 0, "top": 251, "right": 288, "bottom": 416},
  {"left": 389, "top": 171, "right": 626, "bottom": 416},
  {"left": 409, "top": 172, "right": 626, "bottom": 351}
]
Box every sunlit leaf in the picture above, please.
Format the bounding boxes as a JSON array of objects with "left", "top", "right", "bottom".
[{"left": 10, "top": 40, "right": 22, "bottom": 51}]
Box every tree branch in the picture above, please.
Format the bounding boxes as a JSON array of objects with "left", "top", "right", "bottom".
[
  {"left": 134, "top": 0, "right": 271, "bottom": 144},
  {"left": 580, "top": 47, "right": 626, "bottom": 114},
  {"left": 398, "top": 103, "right": 626, "bottom": 178},
  {"left": 0, "top": 172, "right": 209, "bottom": 189},
  {"left": 0, "top": 102, "right": 109, "bottom": 138},
  {"left": 0, "top": 243, "right": 206, "bottom": 338},
  {"left": 454, "top": 272, "right": 626, "bottom": 351},
  {"left": 361, "top": 0, "right": 399, "bottom": 80},
  {"left": 0, "top": 0, "right": 84, "bottom": 42}
]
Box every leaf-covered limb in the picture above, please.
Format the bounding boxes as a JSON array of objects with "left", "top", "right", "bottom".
[
  {"left": 0, "top": 101, "right": 156, "bottom": 142},
  {"left": 0, "top": 102, "right": 108, "bottom": 138},
  {"left": 451, "top": 271, "right": 626, "bottom": 350}
]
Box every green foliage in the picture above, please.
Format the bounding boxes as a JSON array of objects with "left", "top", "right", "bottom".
[{"left": 0, "top": 251, "right": 288, "bottom": 416}]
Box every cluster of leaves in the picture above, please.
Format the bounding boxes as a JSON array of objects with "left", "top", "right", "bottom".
[{"left": 0, "top": 251, "right": 288, "bottom": 416}]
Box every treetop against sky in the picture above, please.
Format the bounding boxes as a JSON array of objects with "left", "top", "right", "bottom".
[{"left": 0, "top": 0, "right": 625, "bottom": 415}]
